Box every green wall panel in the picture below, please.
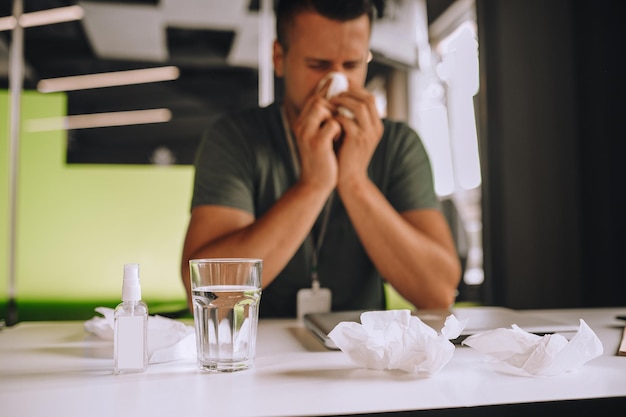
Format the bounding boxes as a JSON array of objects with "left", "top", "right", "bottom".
[{"left": 1, "top": 90, "right": 192, "bottom": 317}]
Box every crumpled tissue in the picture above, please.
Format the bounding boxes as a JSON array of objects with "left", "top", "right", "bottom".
[
  {"left": 328, "top": 309, "right": 466, "bottom": 376},
  {"left": 317, "top": 71, "right": 355, "bottom": 118},
  {"left": 461, "top": 319, "right": 603, "bottom": 376},
  {"left": 84, "top": 307, "right": 195, "bottom": 364}
]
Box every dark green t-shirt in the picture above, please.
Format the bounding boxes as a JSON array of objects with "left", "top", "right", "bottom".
[{"left": 191, "top": 102, "right": 439, "bottom": 317}]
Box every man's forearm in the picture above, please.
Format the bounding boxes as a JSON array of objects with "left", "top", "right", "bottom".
[
  {"left": 338, "top": 178, "right": 461, "bottom": 309},
  {"left": 186, "top": 183, "right": 332, "bottom": 290}
]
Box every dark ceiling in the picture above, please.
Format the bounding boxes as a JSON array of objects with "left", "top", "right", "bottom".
[{"left": 1, "top": 0, "right": 455, "bottom": 165}]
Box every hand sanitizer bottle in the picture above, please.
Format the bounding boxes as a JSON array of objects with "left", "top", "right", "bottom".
[{"left": 113, "top": 263, "right": 148, "bottom": 374}]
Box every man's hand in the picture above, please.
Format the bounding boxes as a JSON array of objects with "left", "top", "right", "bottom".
[
  {"left": 331, "top": 87, "right": 383, "bottom": 188},
  {"left": 292, "top": 87, "right": 342, "bottom": 193},
  {"left": 291, "top": 77, "right": 383, "bottom": 195}
]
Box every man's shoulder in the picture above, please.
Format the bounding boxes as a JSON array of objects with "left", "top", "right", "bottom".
[
  {"left": 381, "top": 117, "right": 414, "bottom": 135},
  {"left": 380, "top": 118, "right": 421, "bottom": 147},
  {"left": 201, "top": 103, "right": 282, "bottom": 151},
  {"left": 215, "top": 102, "right": 280, "bottom": 127}
]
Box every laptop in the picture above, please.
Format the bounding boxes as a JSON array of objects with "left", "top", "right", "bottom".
[{"left": 303, "top": 306, "right": 581, "bottom": 350}]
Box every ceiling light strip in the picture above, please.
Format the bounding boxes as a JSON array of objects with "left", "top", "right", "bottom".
[
  {"left": 0, "top": 5, "right": 84, "bottom": 31},
  {"left": 0, "top": 16, "right": 17, "bottom": 31},
  {"left": 37, "top": 66, "right": 180, "bottom": 92},
  {"left": 19, "top": 5, "right": 84, "bottom": 28},
  {"left": 25, "top": 108, "right": 172, "bottom": 132}
]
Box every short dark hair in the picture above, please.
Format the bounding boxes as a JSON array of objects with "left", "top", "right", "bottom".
[{"left": 275, "top": 0, "right": 375, "bottom": 50}]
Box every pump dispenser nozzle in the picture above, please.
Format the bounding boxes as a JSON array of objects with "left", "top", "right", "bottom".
[{"left": 122, "top": 263, "right": 142, "bottom": 302}]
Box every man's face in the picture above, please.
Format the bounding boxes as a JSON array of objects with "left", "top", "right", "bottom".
[{"left": 273, "top": 12, "right": 371, "bottom": 117}]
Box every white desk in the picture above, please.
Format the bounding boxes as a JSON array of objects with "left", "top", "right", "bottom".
[{"left": 1, "top": 308, "right": 625, "bottom": 417}]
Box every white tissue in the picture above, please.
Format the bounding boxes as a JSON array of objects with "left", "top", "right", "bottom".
[
  {"left": 322, "top": 71, "right": 349, "bottom": 98},
  {"left": 328, "top": 309, "right": 466, "bottom": 376},
  {"left": 317, "top": 72, "right": 354, "bottom": 118},
  {"left": 84, "top": 307, "right": 195, "bottom": 364},
  {"left": 461, "top": 319, "right": 603, "bottom": 376}
]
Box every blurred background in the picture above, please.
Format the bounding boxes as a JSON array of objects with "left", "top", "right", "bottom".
[{"left": 1, "top": 0, "right": 624, "bottom": 323}]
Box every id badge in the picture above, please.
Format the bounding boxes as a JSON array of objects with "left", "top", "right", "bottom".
[{"left": 297, "top": 287, "right": 331, "bottom": 321}]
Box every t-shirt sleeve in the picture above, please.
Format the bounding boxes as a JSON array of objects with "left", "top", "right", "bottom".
[
  {"left": 190, "top": 116, "right": 256, "bottom": 213},
  {"left": 384, "top": 122, "right": 440, "bottom": 212}
]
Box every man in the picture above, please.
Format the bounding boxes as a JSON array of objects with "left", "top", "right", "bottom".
[{"left": 181, "top": 0, "right": 461, "bottom": 317}]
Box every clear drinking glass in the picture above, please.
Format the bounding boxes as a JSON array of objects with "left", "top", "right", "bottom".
[{"left": 190, "top": 258, "right": 262, "bottom": 372}]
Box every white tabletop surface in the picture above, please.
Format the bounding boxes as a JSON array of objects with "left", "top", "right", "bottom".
[{"left": 1, "top": 307, "right": 626, "bottom": 417}]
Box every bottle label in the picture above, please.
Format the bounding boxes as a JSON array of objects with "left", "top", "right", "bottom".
[{"left": 115, "top": 315, "right": 146, "bottom": 370}]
